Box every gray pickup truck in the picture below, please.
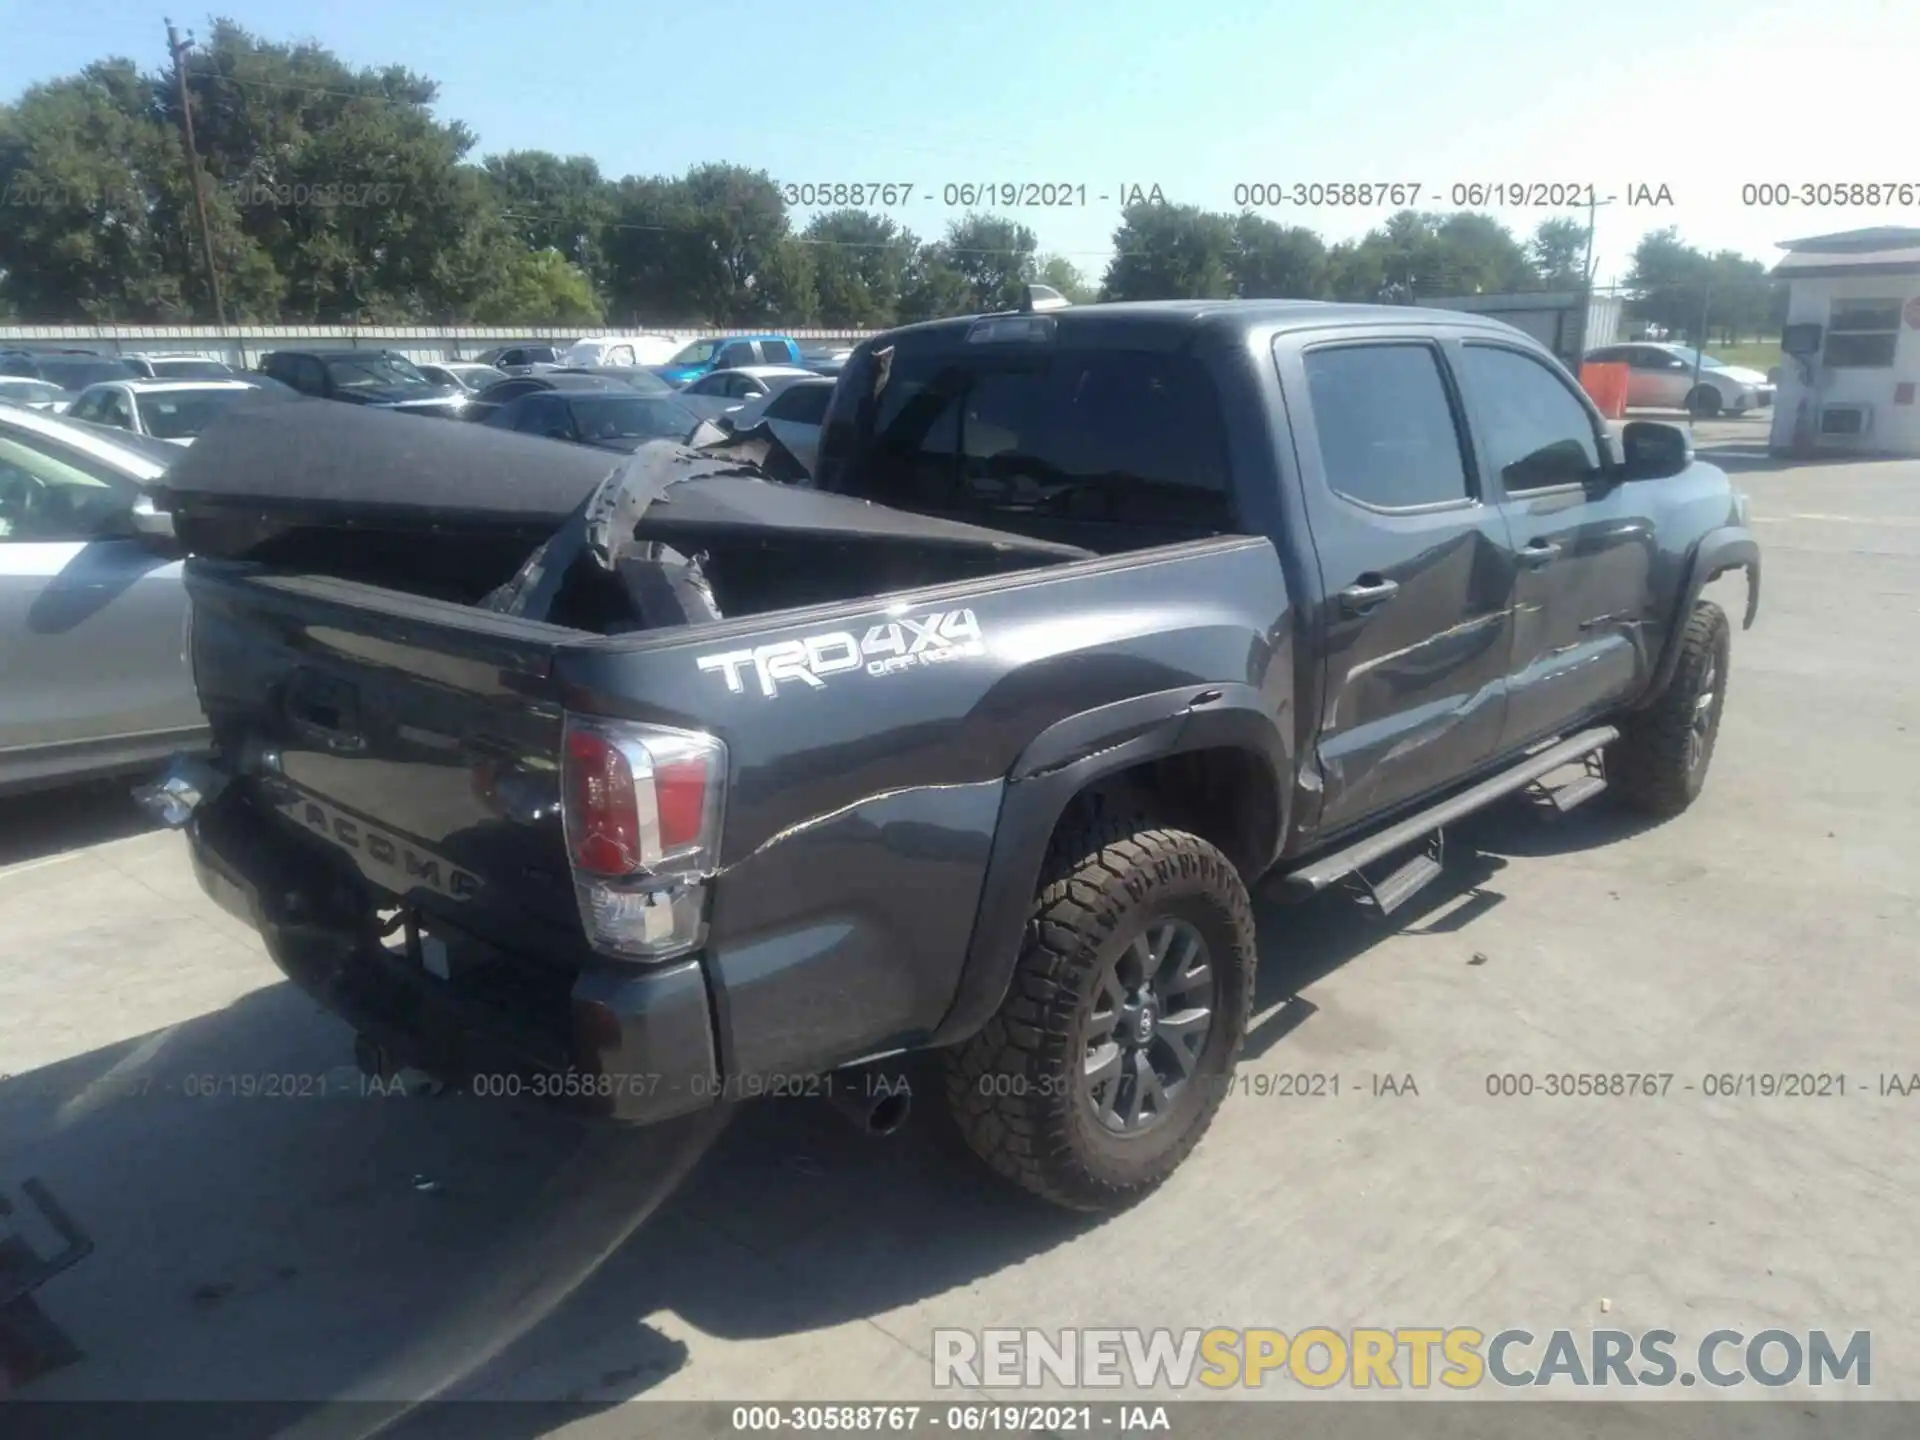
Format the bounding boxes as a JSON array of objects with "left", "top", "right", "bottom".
[{"left": 142, "top": 294, "right": 1759, "bottom": 1211}]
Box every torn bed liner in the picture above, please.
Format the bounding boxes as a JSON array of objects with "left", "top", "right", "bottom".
[{"left": 161, "top": 392, "right": 1094, "bottom": 633}]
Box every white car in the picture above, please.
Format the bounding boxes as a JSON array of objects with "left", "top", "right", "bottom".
[
  {"left": 64, "top": 379, "right": 269, "bottom": 447},
  {"left": 723, "top": 375, "right": 836, "bottom": 475},
  {"left": 558, "top": 335, "right": 681, "bottom": 368},
  {"left": 1584, "top": 343, "right": 1775, "bottom": 417},
  {"left": 673, "top": 366, "right": 821, "bottom": 424},
  {"left": 121, "top": 352, "right": 237, "bottom": 380},
  {"left": 0, "top": 376, "right": 74, "bottom": 414}
]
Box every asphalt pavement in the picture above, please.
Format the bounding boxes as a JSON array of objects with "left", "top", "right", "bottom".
[{"left": 2, "top": 426, "right": 1916, "bottom": 1432}]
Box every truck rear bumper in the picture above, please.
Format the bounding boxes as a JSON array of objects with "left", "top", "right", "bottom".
[{"left": 183, "top": 788, "right": 719, "bottom": 1126}]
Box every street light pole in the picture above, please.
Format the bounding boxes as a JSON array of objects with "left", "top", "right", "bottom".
[{"left": 166, "top": 19, "right": 227, "bottom": 326}]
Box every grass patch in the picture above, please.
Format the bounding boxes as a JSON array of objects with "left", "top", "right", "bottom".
[{"left": 1707, "top": 341, "right": 1782, "bottom": 374}]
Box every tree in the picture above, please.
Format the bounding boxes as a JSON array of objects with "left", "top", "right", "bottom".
[
  {"left": 601, "top": 163, "right": 812, "bottom": 324},
  {"left": 180, "top": 21, "right": 502, "bottom": 322},
  {"left": 1529, "top": 215, "right": 1588, "bottom": 289},
  {"left": 943, "top": 214, "right": 1037, "bottom": 311},
  {"left": 0, "top": 59, "right": 232, "bottom": 320},
  {"left": 1321, "top": 210, "right": 1537, "bottom": 303},
  {"left": 1229, "top": 215, "right": 1328, "bottom": 299},
  {"left": 806, "top": 209, "right": 912, "bottom": 324},
  {"left": 1625, "top": 228, "right": 1713, "bottom": 341},
  {"left": 1036, "top": 253, "right": 1095, "bottom": 304},
  {"left": 481, "top": 151, "right": 614, "bottom": 295},
  {"left": 1101, "top": 203, "right": 1236, "bottom": 300},
  {"left": 469, "top": 247, "right": 602, "bottom": 325},
  {"left": 897, "top": 241, "right": 972, "bottom": 322}
]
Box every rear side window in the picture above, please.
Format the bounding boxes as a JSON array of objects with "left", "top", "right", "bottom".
[
  {"left": 829, "top": 347, "right": 1233, "bottom": 534},
  {"left": 767, "top": 383, "right": 833, "bottom": 424},
  {"left": 1301, "top": 345, "right": 1471, "bottom": 510}
]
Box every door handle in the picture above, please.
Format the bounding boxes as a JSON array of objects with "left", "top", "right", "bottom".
[
  {"left": 1518, "top": 539, "right": 1562, "bottom": 568},
  {"left": 1337, "top": 576, "right": 1400, "bottom": 615}
]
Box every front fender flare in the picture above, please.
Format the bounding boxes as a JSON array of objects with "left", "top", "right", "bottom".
[{"left": 1635, "top": 525, "right": 1758, "bottom": 709}]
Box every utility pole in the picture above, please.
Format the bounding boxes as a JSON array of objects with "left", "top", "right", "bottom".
[
  {"left": 166, "top": 19, "right": 226, "bottom": 326},
  {"left": 1577, "top": 193, "right": 1615, "bottom": 357}
]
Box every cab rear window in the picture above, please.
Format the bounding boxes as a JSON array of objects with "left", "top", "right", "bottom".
[{"left": 819, "top": 345, "right": 1233, "bottom": 544}]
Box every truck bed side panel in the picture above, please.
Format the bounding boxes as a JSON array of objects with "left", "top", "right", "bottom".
[{"left": 552, "top": 536, "right": 1293, "bottom": 1076}]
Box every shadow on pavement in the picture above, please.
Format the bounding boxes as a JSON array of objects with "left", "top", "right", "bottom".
[
  {"left": 2, "top": 784, "right": 1661, "bottom": 1435},
  {"left": 1240, "top": 785, "right": 1660, "bottom": 1058},
  {"left": 0, "top": 782, "right": 160, "bottom": 871}
]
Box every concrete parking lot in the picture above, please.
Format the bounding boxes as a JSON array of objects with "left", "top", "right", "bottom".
[{"left": 2, "top": 431, "right": 1916, "bottom": 1429}]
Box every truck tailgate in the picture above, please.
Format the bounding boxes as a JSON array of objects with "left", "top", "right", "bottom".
[{"left": 187, "top": 565, "right": 589, "bottom": 959}]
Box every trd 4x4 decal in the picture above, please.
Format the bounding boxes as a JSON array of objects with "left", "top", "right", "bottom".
[{"left": 697, "top": 609, "right": 985, "bottom": 698}]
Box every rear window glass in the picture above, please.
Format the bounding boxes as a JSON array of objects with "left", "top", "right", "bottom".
[
  {"left": 826, "top": 347, "right": 1233, "bottom": 538},
  {"left": 767, "top": 383, "right": 834, "bottom": 424}
]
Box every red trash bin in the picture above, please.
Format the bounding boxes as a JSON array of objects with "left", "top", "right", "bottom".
[{"left": 1581, "top": 362, "right": 1630, "bottom": 420}]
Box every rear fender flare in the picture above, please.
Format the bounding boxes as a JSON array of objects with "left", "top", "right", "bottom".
[{"left": 925, "top": 682, "right": 1289, "bottom": 1048}]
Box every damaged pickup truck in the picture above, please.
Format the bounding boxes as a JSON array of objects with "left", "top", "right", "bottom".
[{"left": 141, "top": 295, "right": 1759, "bottom": 1211}]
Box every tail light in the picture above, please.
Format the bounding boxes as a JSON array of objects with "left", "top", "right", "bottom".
[{"left": 561, "top": 716, "right": 728, "bottom": 962}]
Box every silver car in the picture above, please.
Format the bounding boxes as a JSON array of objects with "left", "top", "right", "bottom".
[
  {"left": 0, "top": 405, "right": 202, "bottom": 794},
  {"left": 1584, "top": 343, "right": 1776, "bottom": 416},
  {"left": 722, "top": 375, "right": 836, "bottom": 475},
  {"left": 674, "top": 366, "right": 821, "bottom": 424}
]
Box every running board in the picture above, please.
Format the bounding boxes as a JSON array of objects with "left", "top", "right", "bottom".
[
  {"left": 1547, "top": 772, "right": 1608, "bottom": 813},
  {"left": 1284, "top": 726, "right": 1619, "bottom": 895}
]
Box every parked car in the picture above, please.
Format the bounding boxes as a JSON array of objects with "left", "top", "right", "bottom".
[
  {"left": 258, "top": 349, "right": 468, "bottom": 418},
  {"left": 473, "top": 344, "right": 562, "bottom": 374},
  {"left": 0, "top": 352, "right": 141, "bottom": 392},
  {"left": 547, "top": 366, "right": 677, "bottom": 394},
  {"left": 652, "top": 335, "right": 805, "bottom": 387},
  {"left": 462, "top": 371, "right": 629, "bottom": 425},
  {"left": 417, "top": 362, "right": 507, "bottom": 394},
  {"left": 121, "top": 353, "right": 237, "bottom": 380},
  {"left": 557, "top": 335, "right": 681, "bottom": 368},
  {"left": 1584, "top": 343, "right": 1775, "bottom": 417},
  {"left": 674, "top": 366, "right": 820, "bottom": 423},
  {"left": 722, "top": 375, "right": 835, "bottom": 474},
  {"left": 799, "top": 344, "right": 855, "bottom": 377},
  {"left": 0, "top": 405, "right": 202, "bottom": 795},
  {"left": 0, "top": 377, "right": 75, "bottom": 414},
  {"left": 140, "top": 292, "right": 1759, "bottom": 1211},
  {"left": 478, "top": 387, "right": 699, "bottom": 452},
  {"left": 64, "top": 379, "right": 278, "bottom": 446}
]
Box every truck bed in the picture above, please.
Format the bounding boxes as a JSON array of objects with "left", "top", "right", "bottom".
[{"left": 170, "top": 402, "right": 1293, "bottom": 1104}]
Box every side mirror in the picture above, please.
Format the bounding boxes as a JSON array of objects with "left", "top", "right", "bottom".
[
  {"left": 130, "top": 492, "right": 177, "bottom": 540},
  {"left": 1620, "top": 421, "right": 1692, "bottom": 481}
]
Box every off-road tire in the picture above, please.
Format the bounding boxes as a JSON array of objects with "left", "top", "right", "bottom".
[
  {"left": 943, "top": 822, "right": 1256, "bottom": 1211},
  {"left": 1611, "top": 600, "right": 1731, "bottom": 818}
]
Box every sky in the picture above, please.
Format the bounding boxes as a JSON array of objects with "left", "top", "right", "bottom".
[{"left": 3, "top": 0, "right": 1915, "bottom": 289}]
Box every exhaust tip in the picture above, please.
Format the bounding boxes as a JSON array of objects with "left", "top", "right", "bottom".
[{"left": 867, "top": 1091, "right": 911, "bottom": 1136}]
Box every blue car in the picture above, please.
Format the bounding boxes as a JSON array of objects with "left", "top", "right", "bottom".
[{"left": 651, "top": 334, "right": 804, "bottom": 387}]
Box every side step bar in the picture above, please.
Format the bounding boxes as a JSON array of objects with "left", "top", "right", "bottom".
[{"left": 1283, "top": 725, "right": 1619, "bottom": 896}]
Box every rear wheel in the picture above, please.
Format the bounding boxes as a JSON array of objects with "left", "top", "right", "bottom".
[
  {"left": 943, "top": 822, "right": 1255, "bottom": 1211},
  {"left": 1686, "top": 384, "right": 1722, "bottom": 418},
  {"left": 1611, "top": 600, "right": 1730, "bottom": 818}
]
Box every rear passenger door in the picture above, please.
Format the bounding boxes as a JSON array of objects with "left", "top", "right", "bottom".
[
  {"left": 1452, "top": 341, "right": 1655, "bottom": 749},
  {"left": 1276, "top": 335, "right": 1517, "bottom": 834}
]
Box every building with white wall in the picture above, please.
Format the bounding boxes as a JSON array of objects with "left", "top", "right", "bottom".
[{"left": 1768, "top": 228, "right": 1920, "bottom": 455}]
